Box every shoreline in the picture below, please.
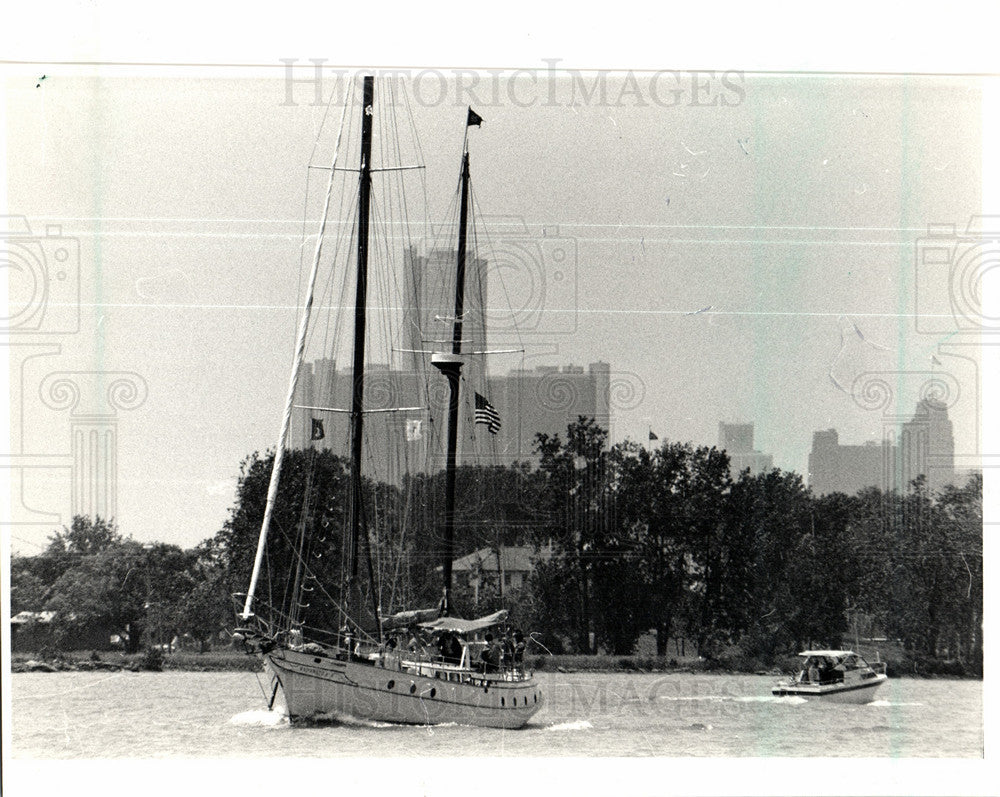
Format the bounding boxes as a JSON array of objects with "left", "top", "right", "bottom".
[{"left": 8, "top": 650, "right": 982, "bottom": 679}]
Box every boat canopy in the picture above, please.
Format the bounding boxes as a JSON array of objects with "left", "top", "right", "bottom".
[
  {"left": 380, "top": 607, "right": 440, "bottom": 631},
  {"left": 420, "top": 610, "right": 509, "bottom": 634}
]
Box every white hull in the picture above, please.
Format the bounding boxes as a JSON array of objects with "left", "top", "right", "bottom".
[
  {"left": 772, "top": 674, "right": 887, "bottom": 704},
  {"left": 265, "top": 648, "right": 542, "bottom": 728}
]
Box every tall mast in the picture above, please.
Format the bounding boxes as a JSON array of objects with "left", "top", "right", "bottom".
[
  {"left": 432, "top": 139, "right": 472, "bottom": 617},
  {"left": 347, "top": 75, "right": 375, "bottom": 626}
]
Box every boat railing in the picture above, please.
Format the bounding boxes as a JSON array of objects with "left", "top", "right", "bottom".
[
  {"left": 391, "top": 653, "right": 531, "bottom": 685},
  {"left": 870, "top": 661, "right": 887, "bottom": 675}
]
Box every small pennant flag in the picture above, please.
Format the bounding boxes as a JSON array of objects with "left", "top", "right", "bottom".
[
  {"left": 311, "top": 418, "right": 325, "bottom": 441},
  {"left": 467, "top": 108, "right": 483, "bottom": 127},
  {"left": 406, "top": 419, "right": 423, "bottom": 441},
  {"left": 474, "top": 392, "right": 501, "bottom": 435},
  {"left": 649, "top": 430, "right": 658, "bottom": 441}
]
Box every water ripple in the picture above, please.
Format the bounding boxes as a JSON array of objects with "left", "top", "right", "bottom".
[{"left": 546, "top": 720, "right": 594, "bottom": 731}]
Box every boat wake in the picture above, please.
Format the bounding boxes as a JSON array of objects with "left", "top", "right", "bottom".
[
  {"left": 735, "top": 695, "right": 808, "bottom": 704},
  {"left": 656, "top": 694, "right": 806, "bottom": 705},
  {"left": 867, "top": 700, "right": 924, "bottom": 707},
  {"left": 229, "top": 709, "right": 289, "bottom": 727},
  {"left": 309, "top": 713, "right": 398, "bottom": 729},
  {"left": 546, "top": 720, "right": 594, "bottom": 731}
]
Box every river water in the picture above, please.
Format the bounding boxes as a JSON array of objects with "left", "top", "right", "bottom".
[{"left": 9, "top": 670, "right": 981, "bottom": 759}]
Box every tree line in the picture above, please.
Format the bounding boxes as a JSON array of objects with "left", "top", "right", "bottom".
[{"left": 10, "top": 417, "right": 982, "bottom": 673}]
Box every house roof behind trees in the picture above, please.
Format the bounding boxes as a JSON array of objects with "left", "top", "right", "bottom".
[{"left": 450, "top": 545, "right": 552, "bottom": 574}]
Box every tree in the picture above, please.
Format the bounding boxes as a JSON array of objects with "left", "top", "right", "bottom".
[
  {"left": 534, "top": 417, "right": 614, "bottom": 653},
  {"left": 720, "top": 469, "right": 813, "bottom": 657},
  {"left": 10, "top": 558, "right": 48, "bottom": 614},
  {"left": 44, "top": 539, "right": 149, "bottom": 651},
  {"left": 46, "top": 515, "right": 122, "bottom": 556}
]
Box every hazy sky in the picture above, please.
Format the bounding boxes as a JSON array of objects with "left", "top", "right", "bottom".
[{"left": 5, "top": 69, "right": 985, "bottom": 551}]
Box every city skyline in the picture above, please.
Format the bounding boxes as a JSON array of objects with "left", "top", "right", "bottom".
[{"left": 4, "top": 70, "right": 985, "bottom": 552}]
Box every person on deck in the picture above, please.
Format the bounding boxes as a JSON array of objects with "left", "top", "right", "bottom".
[
  {"left": 502, "top": 633, "right": 514, "bottom": 671},
  {"left": 512, "top": 630, "right": 526, "bottom": 671},
  {"left": 444, "top": 633, "right": 463, "bottom": 665},
  {"left": 480, "top": 633, "right": 501, "bottom": 673}
]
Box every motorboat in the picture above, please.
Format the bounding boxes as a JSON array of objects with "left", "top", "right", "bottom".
[{"left": 771, "top": 649, "right": 888, "bottom": 703}]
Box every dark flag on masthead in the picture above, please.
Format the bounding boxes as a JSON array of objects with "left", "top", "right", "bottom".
[
  {"left": 467, "top": 108, "right": 483, "bottom": 127},
  {"left": 649, "top": 430, "right": 658, "bottom": 441},
  {"left": 311, "top": 418, "right": 325, "bottom": 441},
  {"left": 474, "top": 392, "right": 501, "bottom": 434}
]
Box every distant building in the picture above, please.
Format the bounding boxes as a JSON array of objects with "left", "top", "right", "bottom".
[
  {"left": 808, "top": 398, "right": 956, "bottom": 496},
  {"left": 400, "top": 246, "right": 487, "bottom": 374},
  {"left": 10, "top": 610, "right": 113, "bottom": 652},
  {"left": 289, "top": 247, "right": 611, "bottom": 472},
  {"left": 808, "top": 430, "right": 894, "bottom": 495},
  {"left": 449, "top": 545, "right": 553, "bottom": 605},
  {"left": 718, "top": 422, "right": 773, "bottom": 478},
  {"left": 899, "top": 397, "right": 955, "bottom": 494},
  {"left": 486, "top": 362, "right": 611, "bottom": 465}
]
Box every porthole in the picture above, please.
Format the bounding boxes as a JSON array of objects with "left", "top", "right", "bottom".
[
  {"left": 513, "top": 697, "right": 517, "bottom": 706},
  {"left": 501, "top": 697, "right": 505, "bottom": 706},
  {"left": 387, "top": 680, "right": 395, "bottom": 690},
  {"left": 533, "top": 694, "right": 537, "bottom": 703},
  {"left": 430, "top": 688, "right": 437, "bottom": 698},
  {"left": 409, "top": 683, "right": 416, "bottom": 694},
  {"left": 313, "top": 657, "right": 322, "bottom": 664}
]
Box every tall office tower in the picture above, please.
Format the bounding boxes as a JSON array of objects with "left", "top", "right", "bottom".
[
  {"left": 486, "top": 362, "right": 612, "bottom": 465},
  {"left": 899, "top": 397, "right": 955, "bottom": 494},
  {"left": 717, "top": 422, "right": 774, "bottom": 477}
]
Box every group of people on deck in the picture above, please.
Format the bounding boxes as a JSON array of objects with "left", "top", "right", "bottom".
[
  {"left": 379, "top": 626, "right": 527, "bottom": 675},
  {"left": 477, "top": 630, "right": 526, "bottom": 674}
]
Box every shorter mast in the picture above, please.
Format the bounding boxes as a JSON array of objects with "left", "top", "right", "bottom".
[{"left": 432, "top": 111, "right": 478, "bottom": 617}]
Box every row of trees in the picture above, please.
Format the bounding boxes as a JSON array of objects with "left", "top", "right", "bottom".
[
  {"left": 11, "top": 517, "right": 230, "bottom": 653},
  {"left": 11, "top": 418, "right": 982, "bottom": 672},
  {"left": 527, "top": 419, "right": 982, "bottom": 671}
]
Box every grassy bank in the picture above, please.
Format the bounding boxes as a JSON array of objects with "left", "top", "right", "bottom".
[
  {"left": 10, "top": 647, "right": 980, "bottom": 678},
  {"left": 10, "top": 649, "right": 260, "bottom": 673}
]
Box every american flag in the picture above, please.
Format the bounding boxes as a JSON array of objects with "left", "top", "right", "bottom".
[{"left": 474, "top": 392, "right": 501, "bottom": 435}]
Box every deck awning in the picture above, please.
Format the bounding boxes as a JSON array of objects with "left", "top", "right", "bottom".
[
  {"left": 380, "top": 607, "right": 440, "bottom": 631},
  {"left": 419, "top": 609, "right": 508, "bottom": 634}
]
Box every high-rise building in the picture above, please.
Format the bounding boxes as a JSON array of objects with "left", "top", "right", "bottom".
[
  {"left": 808, "top": 429, "right": 894, "bottom": 495},
  {"left": 289, "top": 249, "right": 611, "bottom": 473},
  {"left": 717, "top": 422, "right": 774, "bottom": 477},
  {"left": 400, "top": 246, "right": 487, "bottom": 376},
  {"left": 808, "top": 398, "right": 956, "bottom": 496},
  {"left": 486, "top": 362, "right": 612, "bottom": 465},
  {"left": 899, "top": 397, "right": 955, "bottom": 494}
]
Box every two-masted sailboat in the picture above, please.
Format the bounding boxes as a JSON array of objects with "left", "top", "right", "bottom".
[{"left": 233, "top": 76, "right": 542, "bottom": 728}]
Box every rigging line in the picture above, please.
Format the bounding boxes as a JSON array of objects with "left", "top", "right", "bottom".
[
  {"left": 382, "top": 90, "right": 408, "bottom": 364},
  {"left": 311, "top": 188, "right": 357, "bottom": 370},
  {"left": 296, "top": 82, "right": 357, "bottom": 364},
  {"left": 469, "top": 185, "right": 526, "bottom": 358},
  {"left": 399, "top": 77, "right": 430, "bottom": 247},
  {"left": 243, "top": 86, "right": 353, "bottom": 619},
  {"left": 278, "top": 518, "right": 355, "bottom": 630},
  {"left": 323, "top": 181, "right": 361, "bottom": 368},
  {"left": 296, "top": 82, "right": 346, "bottom": 332}
]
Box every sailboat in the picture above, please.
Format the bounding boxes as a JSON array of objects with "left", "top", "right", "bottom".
[{"left": 233, "top": 76, "right": 543, "bottom": 728}]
